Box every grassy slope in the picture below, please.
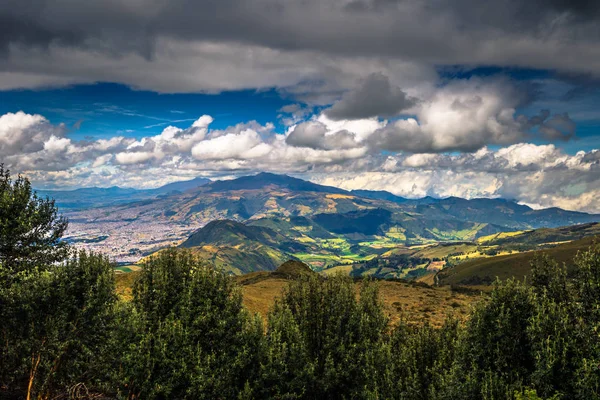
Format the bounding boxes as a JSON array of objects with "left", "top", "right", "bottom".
[
  {"left": 476, "top": 222, "right": 600, "bottom": 247},
  {"left": 437, "top": 235, "right": 599, "bottom": 287},
  {"left": 235, "top": 274, "right": 480, "bottom": 327},
  {"left": 115, "top": 262, "right": 482, "bottom": 328}
]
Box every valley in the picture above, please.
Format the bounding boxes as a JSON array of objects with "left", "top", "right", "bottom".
[{"left": 54, "top": 173, "right": 600, "bottom": 278}]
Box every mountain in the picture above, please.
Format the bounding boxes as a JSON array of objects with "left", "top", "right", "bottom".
[
  {"left": 179, "top": 220, "right": 309, "bottom": 274},
  {"left": 350, "top": 190, "right": 442, "bottom": 205},
  {"left": 350, "top": 189, "right": 600, "bottom": 229},
  {"left": 149, "top": 177, "right": 211, "bottom": 195},
  {"left": 181, "top": 219, "right": 298, "bottom": 250},
  {"left": 37, "top": 177, "right": 210, "bottom": 210},
  {"left": 409, "top": 197, "right": 598, "bottom": 229},
  {"left": 62, "top": 172, "right": 600, "bottom": 267},
  {"left": 206, "top": 172, "right": 348, "bottom": 194}
]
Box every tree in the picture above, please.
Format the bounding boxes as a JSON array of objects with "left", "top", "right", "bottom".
[
  {"left": 0, "top": 251, "right": 117, "bottom": 399},
  {"left": 261, "top": 275, "right": 390, "bottom": 399},
  {"left": 442, "top": 279, "right": 536, "bottom": 399},
  {"left": 119, "top": 249, "right": 264, "bottom": 399},
  {"left": 0, "top": 165, "right": 68, "bottom": 272},
  {"left": 389, "top": 318, "right": 460, "bottom": 399},
  {"left": 527, "top": 254, "right": 579, "bottom": 397},
  {"left": 571, "top": 244, "right": 600, "bottom": 399}
]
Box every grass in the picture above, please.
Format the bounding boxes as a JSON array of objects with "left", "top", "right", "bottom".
[
  {"left": 115, "top": 271, "right": 139, "bottom": 301},
  {"left": 427, "top": 223, "right": 489, "bottom": 241},
  {"left": 235, "top": 275, "right": 480, "bottom": 327},
  {"left": 114, "top": 265, "right": 142, "bottom": 273},
  {"left": 438, "top": 235, "right": 599, "bottom": 287},
  {"left": 413, "top": 243, "right": 478, "bottom": 259},
  {"left": 321, "top": 264, "right": 355, "bottom": 276},
  {"left": 115, "top": 267, "right": 482, "bottom": 328},
  {"left": 477, "top": 230, "right": 527, "bottom": 244}
]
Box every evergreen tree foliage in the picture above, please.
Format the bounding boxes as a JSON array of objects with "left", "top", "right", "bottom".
[
  {"left": 259, "top": 275, "right": 389, "bottom": 399},
  {"left": 117, "top": 249, "right": 264, "bottom": 399},
  {"left": 0, "top": 165, "right": 68, "bottom": 272},
  {"left": 0, "top": 251, "right": 117, "bottom": 399}
]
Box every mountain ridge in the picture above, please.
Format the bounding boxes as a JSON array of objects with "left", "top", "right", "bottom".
[
  {"left": 37, "top": 176, "right": 211, "bottom": 210},
  {"left": 61, "top": 172, "right": 599, "bottom": 265}
]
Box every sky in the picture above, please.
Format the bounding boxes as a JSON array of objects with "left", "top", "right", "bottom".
[{"left": 0, "top": 0, "right": 599, "bottom": 212}]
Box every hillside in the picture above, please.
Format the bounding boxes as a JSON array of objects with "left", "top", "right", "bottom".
[
  {"left": 437, "top": 235, "right": 599, "bottom": 288},
  {"left": 175, "top": 213, "right": 510, "bottom": 274},
  {"left": 182, "top": 220, "right": 286, "bottom": 248},
  {"left": 350, "top": 189, "right": 410, "bottom": 203},
  {"left": 477, "top": 222, "right": 600, "bottom": 247},
  {"left": 178, "top": 220, "right": 309, "bottom": 274}
]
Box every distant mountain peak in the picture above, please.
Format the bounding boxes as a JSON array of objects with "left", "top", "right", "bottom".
[
  {"left": 152, "top": 176, "right": 210, "bottom": 194},
  {"left": 205, "top": 172, "right": 348, "bottom": 194}
]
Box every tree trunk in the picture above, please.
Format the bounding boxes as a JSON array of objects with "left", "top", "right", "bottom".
[{"left": 26, "top": 351, "right": 42, "bottom": 400}]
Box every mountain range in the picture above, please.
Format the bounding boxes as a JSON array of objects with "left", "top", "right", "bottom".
[
  {"left": 37, "top": 177, "right": 211, "bottom": 210},
  {"left": 57, "top": 172, "right": 600, "bottom": 273}
]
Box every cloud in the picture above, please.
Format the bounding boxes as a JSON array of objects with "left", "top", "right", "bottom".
[
  {"left": 312, "top": 144, "right": 600, "bottom": 213},
  {"left": 2, "top": 110, "right": 597, "bottom": 212},
  {"left": 1, "top": 0, "right": 600, "bottom": 97},
  {"left": 537, "top": 112, "right": 576, "bottom": 141},
  {"left": 191, "top": 130, "right": 271, "bottom": 160},
  {"left": 278, "top": 103, "right": 314, "bottom": 126},
  {"left": 286, "top": 121, "right": 361, "bottom": 150},
  {"left": 366, "top": 79, "right": 575, "bottom": 153},
  {"left": 115, "top": 151, "right": 157, "bottom": 165},
  {"left": 324, "top": 73, "right": 417, "bottom": 120},
  {"left": 0, "top": 111, "right": 64, "bottom": 155}
]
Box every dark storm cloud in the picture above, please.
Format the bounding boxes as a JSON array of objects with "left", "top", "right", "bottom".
[
  {"left": 1, "top": 0, "right": 600, "bottom": 72},
  {"left": 0, "top": 15, "right": 80, "bottom": 53},
  {"left": 533, "top": 0, "right": 600, "bottom": 19},
  {"left": 286, "top": 121, "right": 361, "bottom": 151},
  {"left": 324, "top": 73, "right": 417, "bottom": 120},
  {"left": 523, "top": 110, "right": 576, "bottom": 141}
]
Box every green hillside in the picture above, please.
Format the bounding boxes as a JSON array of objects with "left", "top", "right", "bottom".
[
  {"left": 179, "top": 220, "right": 308, "bottom": 274},
  {"left": 437, "top": 235, "right": 599, "bottom": 287},
  {"left": 477, "top": 222, "right": 600, "bottom": 248},
  {"left": 173, "top": 217, "right": 600, "bottom": 277}
]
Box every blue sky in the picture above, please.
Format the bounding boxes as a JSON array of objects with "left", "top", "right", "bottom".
[
  {"left": 0, "top": 83, "right": 293, "bottom": 140},
  {"left": 2, "top": 75, "right": 599, "bottom": 155}
]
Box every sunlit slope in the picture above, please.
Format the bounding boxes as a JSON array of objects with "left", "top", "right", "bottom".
[
  {"left": 178, "top": 220, "right": 306, "bottom": 274},
  {"left": 437, "top": 235, "right": 599, "bottom": 287}
]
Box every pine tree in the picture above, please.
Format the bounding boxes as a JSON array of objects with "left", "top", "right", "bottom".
[{"left": 0, "top": 165, "right": 68, "bottom": 272}]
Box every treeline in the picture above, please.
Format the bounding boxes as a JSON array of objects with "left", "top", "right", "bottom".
[{"left": 1, "top": 169, "right": 600, "bottom": 399}]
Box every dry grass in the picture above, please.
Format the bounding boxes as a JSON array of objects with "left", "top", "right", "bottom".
[
  {"left": 116, "top": 270, "right": 483, "bottom": 328},
  {"left": 236, "top": 275, "right": 481, "bottom": 327},
  {"left": 375, "top": 281, "right": 478, "bottom": 327},
  {"left": 115, "top": 271, "right": 139, "bottom": 301},
  {"left": 239, "top": 277, "right": 290, "bottom": 317}
]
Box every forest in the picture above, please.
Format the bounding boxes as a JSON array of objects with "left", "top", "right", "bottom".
[{"left": 1, "top": 168, "right": 599, "bottom": 400}]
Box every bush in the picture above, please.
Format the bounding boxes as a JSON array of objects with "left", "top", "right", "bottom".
[
  {"left": 0, "top": 251, "right": 117, "bottom": 399},
  {"left": 259, "top": 275, "right": 389, "bottom": 399},
  {"left": 116, "top": 249, "right": 264, "bottom": 399}
]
